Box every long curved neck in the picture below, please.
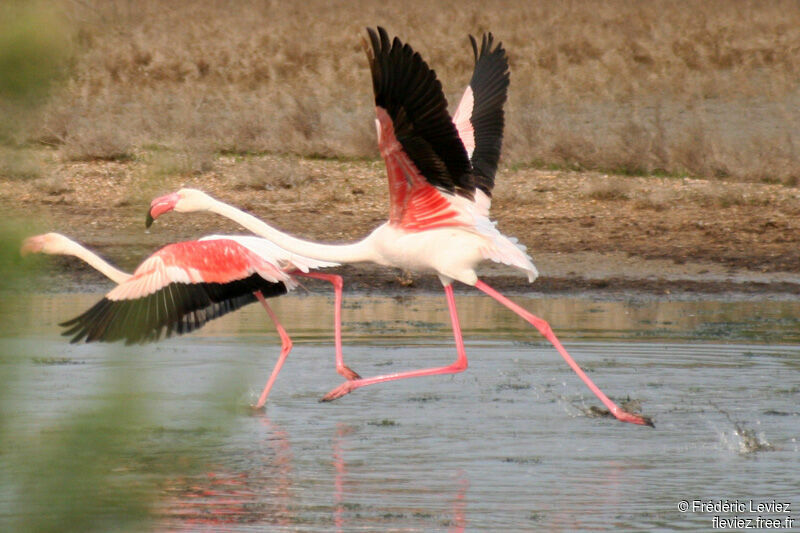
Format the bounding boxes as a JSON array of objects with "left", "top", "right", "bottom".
[
  {"left": 207, "top": 199, "right": 377, "bottom": 264},
  {"left": 61, "top": 241, "right": 132, "bottom": 284}
]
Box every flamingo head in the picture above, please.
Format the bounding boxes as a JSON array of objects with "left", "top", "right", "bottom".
[
  {"left": 20, "top": 233, "right": 71, "bottom": 256},
  {"left": 146, "top": 188, "right": 214, "bottom": 227}
]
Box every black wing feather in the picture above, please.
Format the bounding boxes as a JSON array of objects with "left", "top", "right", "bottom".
[
  {"left": 467, "top": 33, "right": 509, "bottom": 197},
  {"left": 59, "top": 274, "right": 289, "bottom": 345},
  {"left": 367, "top": 27, "right": 475, "bottom": 199}
]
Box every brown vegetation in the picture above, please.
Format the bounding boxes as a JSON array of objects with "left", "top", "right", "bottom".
[{"left": 3, "top": 0, "right": 799, "bottom": 184}]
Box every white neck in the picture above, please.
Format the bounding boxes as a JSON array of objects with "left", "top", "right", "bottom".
[
  {"left": 61, "top": 240, "right": 132, "bottom": 284},
  {"left": 207, "top": 199, "right": 377, "bottom": 264}
]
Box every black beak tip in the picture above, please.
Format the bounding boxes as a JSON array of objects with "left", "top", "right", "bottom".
[{"left": 145, "top": 212, "right": 154, "bottom": 228}]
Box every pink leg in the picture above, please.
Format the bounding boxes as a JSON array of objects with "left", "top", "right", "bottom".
[
  {"left": 252, "top": 292, "right": 293, "bottom": 409},
  {"left": 474, "top": 280, "right": 653, "bottom": 427},
  {"left": 291, "top": 272, "right": 360, "bottom": 380},
  {"left": 321, "top": 284, "right": 467, "bottom": 401}
]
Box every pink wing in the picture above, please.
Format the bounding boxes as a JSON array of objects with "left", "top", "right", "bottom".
[
  {"left": 108, "top": 239, "right": 291, "bottom": 301},
  {"left": 61, "top": 239, "right": 291, "bottom": 344},
  {"left": 367, "top": 27, "right": 475, "bottom": 232},
  {"left": 376, "top": 108, "right": 465, "bottom": 231}
]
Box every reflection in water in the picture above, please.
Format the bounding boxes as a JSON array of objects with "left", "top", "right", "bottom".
[
  {"left": 163, "top": 471, "right": 253, "bottom": 528},
  {"left": 13, "top": 292, "right": 800, "bottom": 344},
  {"left": 159, "top": 417, "right": 475, "bottom": 531},
  {"left": 3, "top": 293, "right": 799, "bottom": 530},
  {"left": 332, "top": 423, "right": 351, "bottom": 532},
  {"left": 331, "top": 421, "right": 471, "bottom": 532},
  {"left": 159, "top": 415, "right": 295, "bottom": 530},
  {"left": 448, "top": 470, "right": 468, "bottom": 533},
  {"left": 265, "top": 417, "right": 295, "bottom": 526}
]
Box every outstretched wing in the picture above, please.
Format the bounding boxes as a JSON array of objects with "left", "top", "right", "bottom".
[
  {"left": 367, "top": 27, "right": 475, "bottom": 232},
  {"left": 452, "top": 32, "right": 509, "bottom": 200},
  {"left": 60, "top": 238, "right": 292, "bottom": 344},
  {"left": 60, "top": 276, "right": 287, "bottom": 344}
]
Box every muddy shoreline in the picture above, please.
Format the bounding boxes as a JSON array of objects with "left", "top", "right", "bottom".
[
  {"left": 22, "top": 258, "right": 800, "bottom": 303},
  {"left": 4, "top": 155, "right": 800, "bottom": 301}
]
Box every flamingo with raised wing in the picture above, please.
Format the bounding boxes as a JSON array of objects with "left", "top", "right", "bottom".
[
  {"left": 21, "top": 232, "right": 357, "bottom": 408},
  {"left": 146, "top": 28, "right": 652, "bottom": 426}
]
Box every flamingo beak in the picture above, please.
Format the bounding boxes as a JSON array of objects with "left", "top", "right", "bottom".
[{"left": 146, "top": 192, "right": 180, "bottom": 228}]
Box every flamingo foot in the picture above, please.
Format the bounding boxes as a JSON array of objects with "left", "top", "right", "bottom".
[
  {"left": 339, "top": 365, "right": 361, "bottom": 381},
  {"left": 320, "top": 381, "right": 358, "bottom": 402},
  {"left": 588, "top": 406, "right": 654, "bottom": 427},
  {"left": 615, "top": 410, "right": 655, "bottom": 427}
]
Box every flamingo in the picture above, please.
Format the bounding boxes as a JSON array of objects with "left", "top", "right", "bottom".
[
  {"left": 21, "top": 232, "right": 358, "bottom": 408},
  {"left": 145, "top": 28, "right": 652, "bottom": 426}
]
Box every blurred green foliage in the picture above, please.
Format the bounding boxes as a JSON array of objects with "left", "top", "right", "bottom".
[
  {"left": 0, "top": 224, "right": 149, "bottom": 531},
  {"left": 0, "top": 9, "right": 241, "bottom": 525},
  {"left": 0, "top": 220, "right": 239, "bottom": 531},
  {"left": 0, "top": 7, "right": 254, "bottom": 529},
  {"left": 0, "top": 351, "right": 241, "bottom": 531},
  {"left": 0, "top": 251, "right": 242, "bottom": 531},
  {"left": 0, "top": 224, "right": 28, "bottom": 291}
]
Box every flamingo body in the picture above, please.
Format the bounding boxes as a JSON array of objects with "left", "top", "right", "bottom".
[
  {"left": 22, "top": 232, "right": 357, "bottom": 407},
  {"left": 367, "top": 27, "right": 537, "bottom": 283},
  {"left": 358, "top": 223, "right": 487, "bottom": 285}
]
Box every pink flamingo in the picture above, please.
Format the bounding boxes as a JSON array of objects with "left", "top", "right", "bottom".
[
  {"left": 21, "top": 232, "right": 358, "bottom": 408},
  {"left": 146, "top": 28, "right": 652, "bottom": 426}
]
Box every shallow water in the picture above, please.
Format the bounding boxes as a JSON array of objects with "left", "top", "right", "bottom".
[{"left": 1, "top": 292, "right": 799, "bottom": 531}]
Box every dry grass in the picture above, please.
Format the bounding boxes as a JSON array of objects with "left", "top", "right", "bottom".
[
  {"left": 582, "top": 177, "right": 632, "bottom": 201},
  {"left": 231, "top": 156, "right": 315, "bottom": 192},
  {"left": 0, "top": 147, "right": 44, "bottom": 180},
  {"left": 689, "top": 184, "right": 774, "bottom": 209},
  {"left": 8, "top": 0, "right": 800, "bottom": 184},
  {"left": 146, "top": 144, "right": 215, "bottom": 177},
  {"left": 632, "top": 190, "right": 672, "bottom": 212}
]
